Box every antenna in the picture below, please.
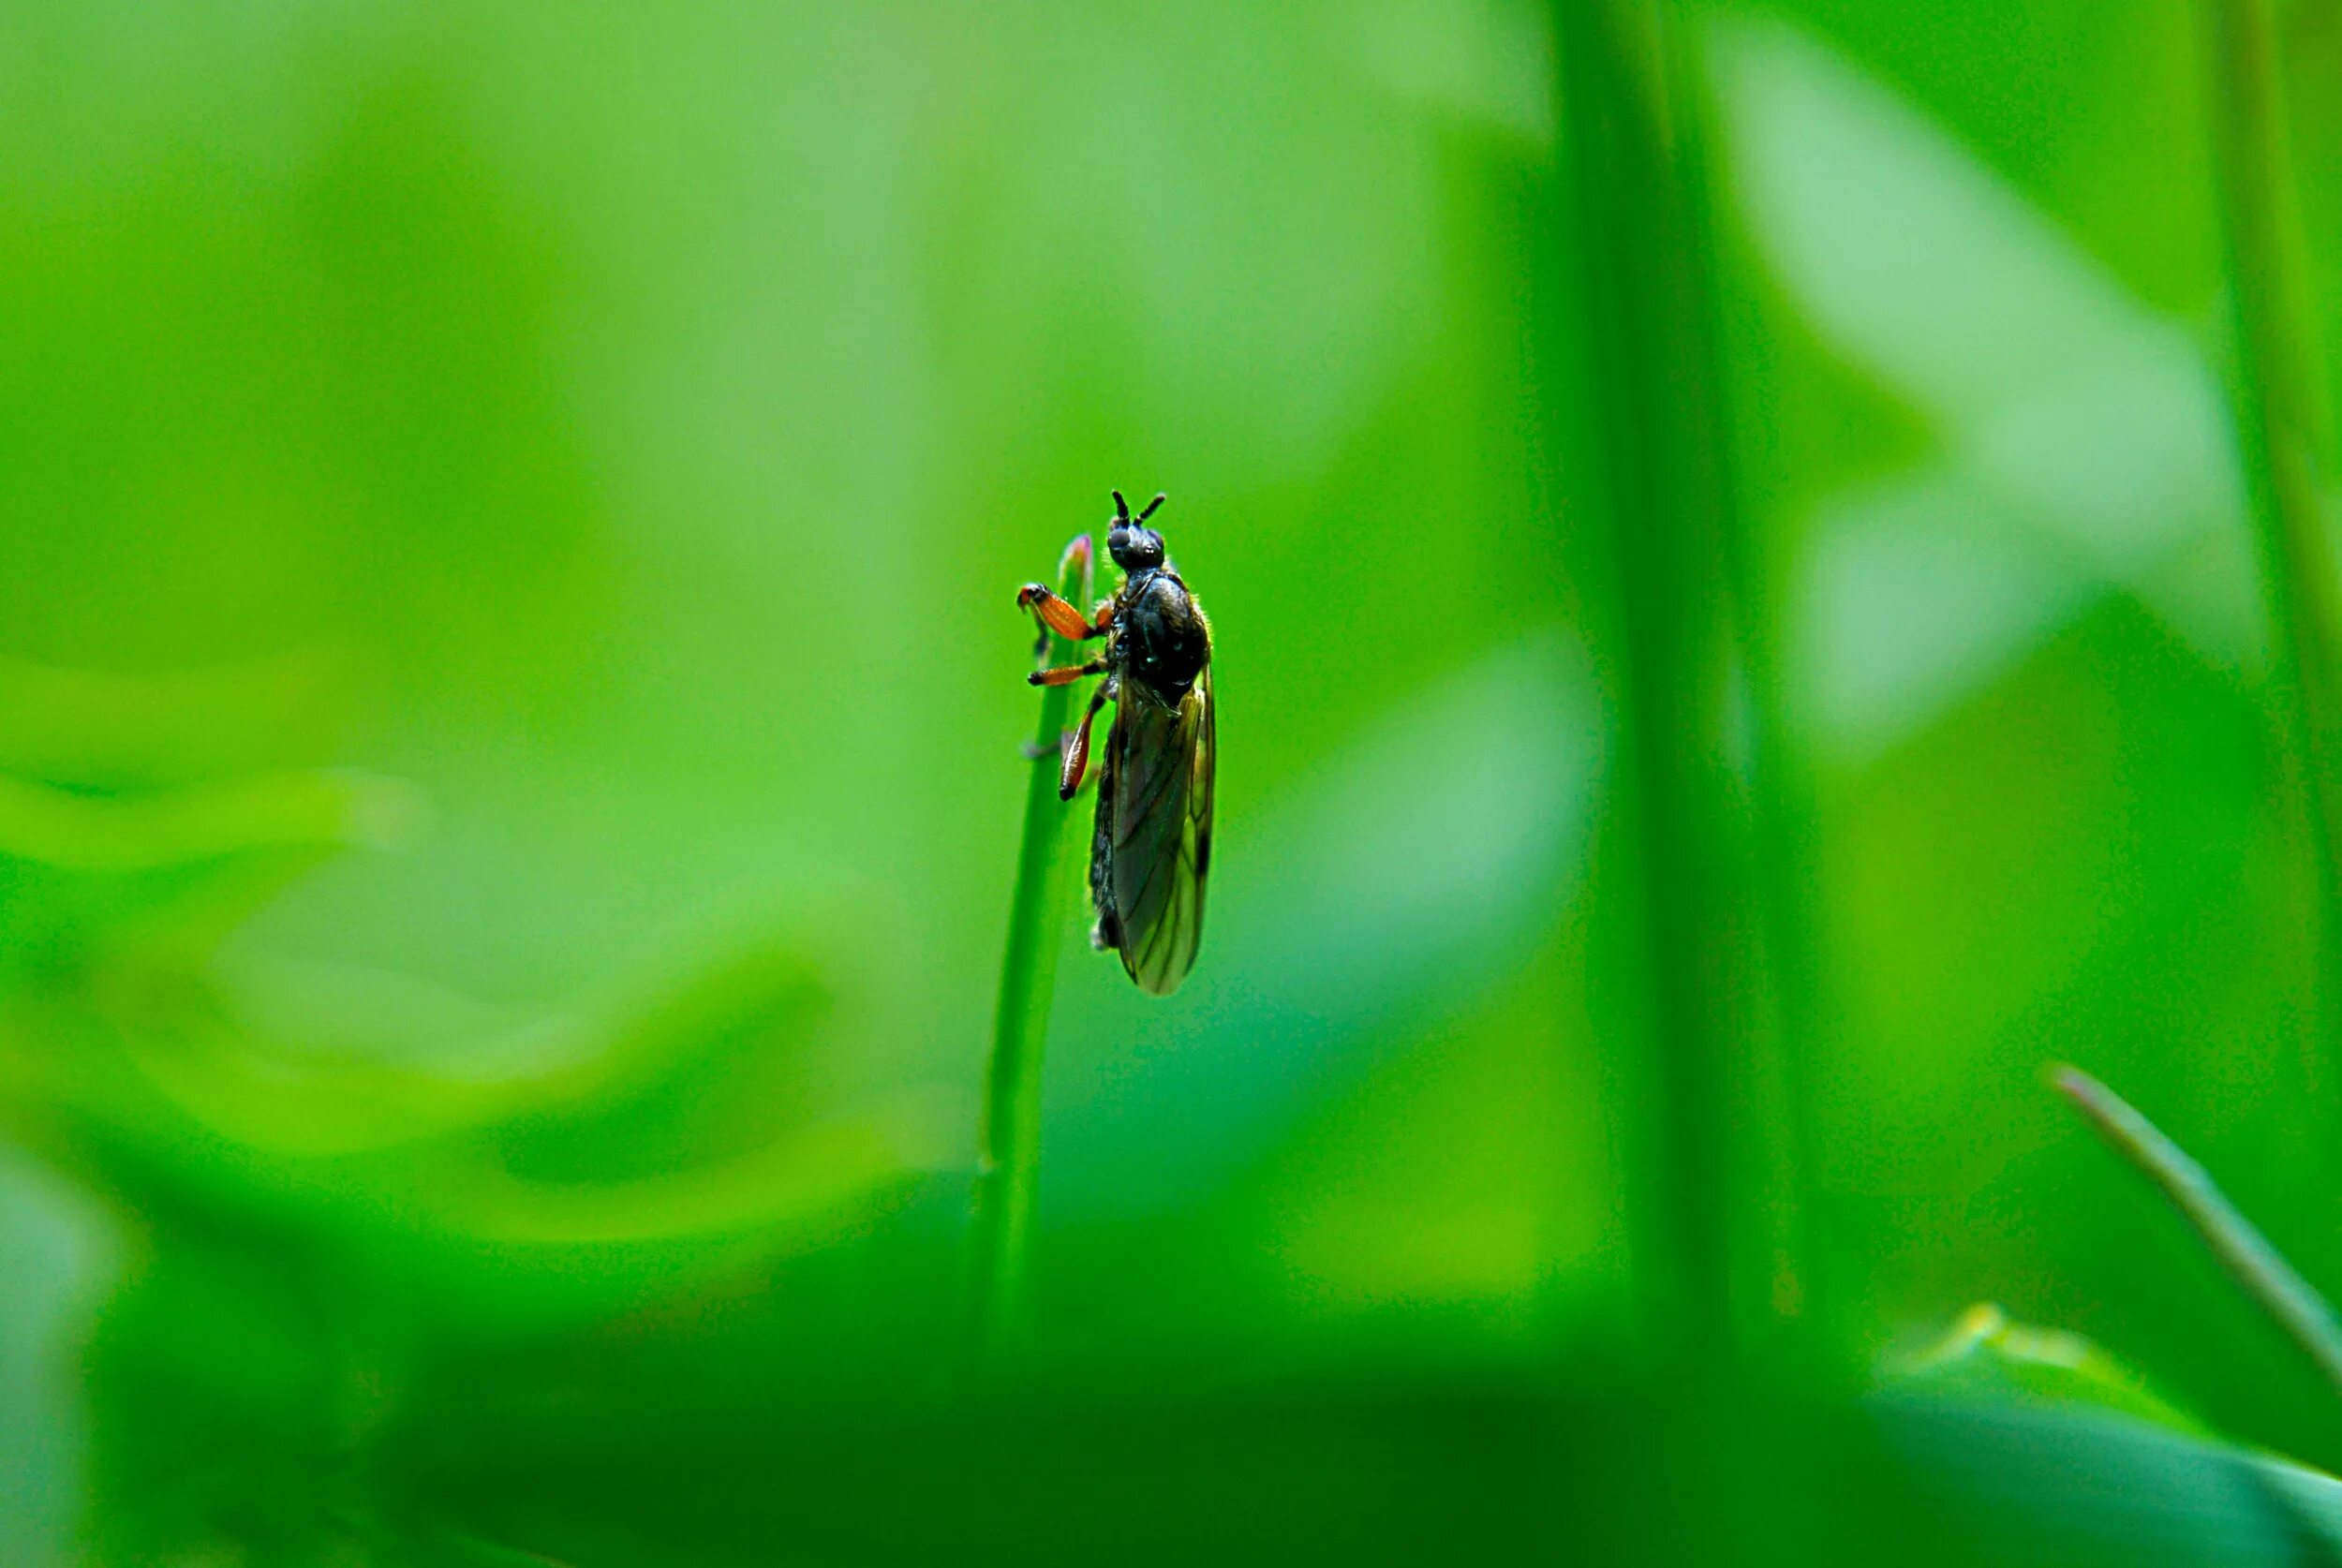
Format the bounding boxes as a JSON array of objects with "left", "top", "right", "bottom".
[
  {"left": 1111, "top": 491, "right": 1132, "bottom": 524},
  {"left": 1138, "top": 493, "right": 1166, "bottom": 522}
]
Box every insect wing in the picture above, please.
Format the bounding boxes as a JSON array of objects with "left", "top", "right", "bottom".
[{"left": 1106, "top": 666, "right": 1213, "bottom": 995}]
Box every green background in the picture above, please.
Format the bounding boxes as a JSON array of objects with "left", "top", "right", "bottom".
[{"left": 4, "top": 1, "right": 2342, "bottom": 1561}]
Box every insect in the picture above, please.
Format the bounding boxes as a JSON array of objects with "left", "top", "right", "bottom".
[{"left": 1017, "top": 489, "right": 1215, "bottom": 996}]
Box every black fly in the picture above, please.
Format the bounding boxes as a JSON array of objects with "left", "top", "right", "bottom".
[{"left": 1018, "top": 490, "right": 1215, "bottom": 996}]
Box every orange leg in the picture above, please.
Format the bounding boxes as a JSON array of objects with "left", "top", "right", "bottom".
[
  {"left": 1060, "top": 677, "right": 1117, "bottom": 800},
  {"left": 1017, "top": 584, "right": 1112, "bottom": 644},
  {"left": 1030, "top": 658, "right": 1106, "bottom": 688},
  {"left": 1019, "top": 533, "right": 1107, "bottom": 658},
  {"left": 1024, "top": 728, "right": 1103, "bottom": 790}
]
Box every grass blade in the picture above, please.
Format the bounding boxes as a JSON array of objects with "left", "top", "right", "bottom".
[
  {"left": 2053, "top": 1065, "right": 2342, "bottom": 1398},
  {"left": 2201, "top": 0, "right": 2342, "bottom": 1095},
  {"left": 968, "top": 531, "right": 1094, "bottom": 1381},
  {"left": 1553, "top": 0, "right": 1779, "bottom": 1364}
]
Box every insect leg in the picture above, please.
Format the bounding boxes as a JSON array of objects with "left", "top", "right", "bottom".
[
  {"left": 1033, "top": 593, "right": 1111, "bottom": 659},
  {"left": 1060, "top": 675, "right": 1117, "bottom": 801},
  {"left": 1021, "top": 533, "right": 1101, "bottom": 657},
  {"left": 1017, "top": 584, "right": 1108, "bottom": 645},
  {"left": 1029, "top": 658, "right": 1107, "bottom": 688},
  {"left": 1022, "top": 733, "right": 1106, "bottom": 785}
]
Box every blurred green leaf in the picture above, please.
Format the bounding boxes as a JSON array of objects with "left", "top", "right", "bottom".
[
  {"left": 1715, "top": 18, "right": 2259, "bottom": 756},
  {"left": 1896, "top": 1302, "right": 2213, "bottom": 1436},
  {"left": 0, "top": 650, "right": 346, "bottom": 790},
  {"left": 0, "top": 767, "right": 421, "bottom": 873},
  {"left": 1881, "top": 1394, "right": 2342, "bottom": 1565}
]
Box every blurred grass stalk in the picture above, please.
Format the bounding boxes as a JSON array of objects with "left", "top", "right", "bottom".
[
  {"left": 2054, "top": 1066, "right": 2342, "bottom": 1398},
  {"left": 968, "top": 532, "right": 1093, "bottom": 1380},
  {"left": 2201, "top": 0, "right": 2342, "bottom": 1093},
  {"left": 1553, "top": 0, "right": 1818, "bottom": 1367}
]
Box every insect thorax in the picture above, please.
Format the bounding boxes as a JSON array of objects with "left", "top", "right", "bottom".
[{"left": 1116, "top": 570, "right": 1209, "bottom": 705}]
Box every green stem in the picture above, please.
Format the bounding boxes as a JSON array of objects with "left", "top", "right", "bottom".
[
  {"left": 1554, "top": 0, "right": 1750, "bottom": 1366},
  {"left": 968, "top": 532, "right": 1093, "bottom": 1382},
  {"left": 1660, "top": 0, "right": 1837, "bottom": 1355},
  {"left": 2201, "top": 0, "right": 2342, "bottom": 1097},
  {"left": 2054, "top": 1066, "right": 2342, "bottom": 1398}
]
